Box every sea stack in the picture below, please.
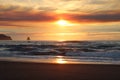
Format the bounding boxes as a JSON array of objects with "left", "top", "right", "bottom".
[
  {"left": 0, "top": 34, "right": 12, "bottom": 40},
  {"left": 27, "top": 37, "right": 31, "bottom": 41}
]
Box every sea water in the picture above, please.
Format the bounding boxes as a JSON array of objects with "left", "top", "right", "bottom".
[{"left": 0, "top": 40, "right": 120, "bottom": 65}]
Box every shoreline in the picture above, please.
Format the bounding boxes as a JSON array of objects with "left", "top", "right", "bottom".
[
  {"left": 0, "top": 57, "right": 120, "bottom": 65},
  {"left": 0, "top": 61, "right": 120, "bottom": 80}
]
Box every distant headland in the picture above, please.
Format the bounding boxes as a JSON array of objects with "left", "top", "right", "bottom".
[{"left": 0, "top": 34, "right": 12, "bottom": 40}]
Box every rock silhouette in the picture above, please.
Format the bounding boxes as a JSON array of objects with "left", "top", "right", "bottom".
[{"left": 0, "top": 34, "right": 12, "bottom": 40}]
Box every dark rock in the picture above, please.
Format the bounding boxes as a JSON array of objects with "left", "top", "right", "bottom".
[{"left": 0, "top": 34, "right": 12, "bottom": 40}]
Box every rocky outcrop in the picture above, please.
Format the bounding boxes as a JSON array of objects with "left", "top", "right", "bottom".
[{"left": 0, "top": 34, "right": 12, "bottom": 40}]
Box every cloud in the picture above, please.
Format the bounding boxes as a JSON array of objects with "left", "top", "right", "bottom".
[
  {"left": 63, "top": 12, "right": 120, "bottom": 23},
  {"left": 0, "top": 5, "right": 32, "bottom": 12},
  {"left": 0, "top": 5, "right": 120, "bottom": 23},
  {"left": 0, "top": 11, "right": 58, "bottom": 22},
  {"left": 0, "top": 22, "right": 32, "bottom": 27},
  {"left": 0, "top": 5, "right": 58, "bottom": 22},
  {"left": 87, "top": 0, "right": 110, "bottom": 4},
  {"left": 0, "top": 5, "right": 18, "bottom": 12},
  {"left": 38, "top": 7, "right": 57, "bottom": 12}
]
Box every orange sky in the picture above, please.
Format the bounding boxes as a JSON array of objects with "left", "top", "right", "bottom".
[{"left": 0, "top": 0, "right": 120, "bottom": 41}]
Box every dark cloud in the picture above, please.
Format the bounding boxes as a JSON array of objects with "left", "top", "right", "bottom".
[
  {"left": 64, "top": 12, "right": 120, "bottom": 23},
  {"left": 0, "top": 5, "right": 120, "bottom": 23},
  {"left": 0, "top": 11, "right": 58, "bottom": 22},
  {"left": 0, "top": 5, "right": 57, "bottom": 22},
  {"left": 0, "top": 22, "right": 31, "bottom": 27}
]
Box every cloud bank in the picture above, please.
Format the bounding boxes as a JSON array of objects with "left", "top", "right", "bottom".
[
  {"left": 0, "top": 4, "right": 120, "bottom": 23},
  {"left": 63, "top": 12, "right": 120, "bottom": 23}
]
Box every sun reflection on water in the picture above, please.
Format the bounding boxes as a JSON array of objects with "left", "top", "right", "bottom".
[{"left": 55, "top": 56, "right": 67, "bottom": 64}]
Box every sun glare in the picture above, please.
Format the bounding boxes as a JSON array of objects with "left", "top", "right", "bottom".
[
  {"left": 56, "top": 57, "right": 67, "bottom": 64},
  {"left": 56, "top": 19, "right": 72, "bottom": 26}
]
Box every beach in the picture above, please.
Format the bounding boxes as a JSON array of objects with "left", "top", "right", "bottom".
[{"left": 0, "top": 61, "right": 120, "bottom": 80}]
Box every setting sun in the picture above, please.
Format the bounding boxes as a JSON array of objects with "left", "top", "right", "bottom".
[{"left": 56, "top": 20, "right": 71, "bottom": 26}]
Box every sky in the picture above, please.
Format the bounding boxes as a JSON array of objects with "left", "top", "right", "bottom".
[{"left": 0, "top": 0, "right": 120, "bottom": 41}]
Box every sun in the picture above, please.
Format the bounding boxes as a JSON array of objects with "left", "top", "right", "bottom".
[{"left": 56, "top": 19, "right": 71, "bottom": 26}]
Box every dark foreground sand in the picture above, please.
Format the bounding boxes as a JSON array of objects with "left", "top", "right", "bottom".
[{"left": 0, "top": 61, "right": 120, "bottom": 80}]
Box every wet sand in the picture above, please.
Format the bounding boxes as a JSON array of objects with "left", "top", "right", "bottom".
[{"left": 0, "top": 61, "right": 120, "bottom": 80}]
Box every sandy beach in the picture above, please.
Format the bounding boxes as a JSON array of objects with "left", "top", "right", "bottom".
[{"left": 0, "top": 61, "right": 120, "bottom": 80}]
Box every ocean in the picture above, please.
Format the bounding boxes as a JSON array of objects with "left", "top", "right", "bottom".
[{"left": 0, "top": 40, "right": 120, "bottom": 65}]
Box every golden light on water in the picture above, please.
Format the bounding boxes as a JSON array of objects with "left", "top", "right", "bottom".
[
  {"left": 56, "top": 58, "right": 67, "bottom": 64},
  {"left": 55, "top": 56, "right": 67, "bottom": 64}
]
